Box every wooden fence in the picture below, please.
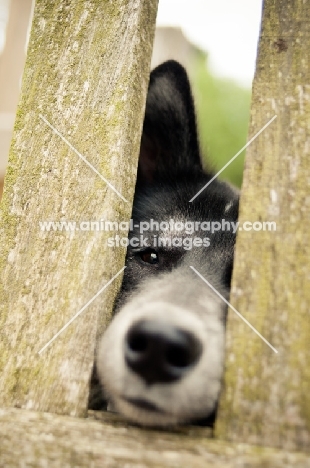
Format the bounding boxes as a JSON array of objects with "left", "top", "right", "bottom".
[{"left": 0, "top": 0, "right": 309, "bottom": 466}]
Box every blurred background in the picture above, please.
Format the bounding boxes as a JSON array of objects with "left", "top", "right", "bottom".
[{"left": 0, "top": 0, "right": 263, "bottom": 198}]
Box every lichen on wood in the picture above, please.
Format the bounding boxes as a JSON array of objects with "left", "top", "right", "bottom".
[
  {"left": 1, "top": 407, "right": 310, "bottom": 468},
  {"left": 0, "top": 0, "right": 158, "bottom": 416},
  {"left": 217, "top": 0, "right": 310, "bottom": 452}
]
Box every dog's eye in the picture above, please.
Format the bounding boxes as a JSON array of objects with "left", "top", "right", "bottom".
[{"left": 140, "top": 249, "right": 159, "bottom": 264}]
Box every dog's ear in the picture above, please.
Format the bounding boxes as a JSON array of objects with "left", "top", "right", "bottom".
[{"left": 138, "top": 60, "right": 202, "bottom": 184}]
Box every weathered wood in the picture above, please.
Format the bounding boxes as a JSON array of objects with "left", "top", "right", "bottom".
[
  {"left": 0, "top": 407, "right": 309, "bottom": 467},
  {"left": 217, "top": 0, "right": 310, "bottom": 451},
  {"left": 0, "top": 0, "right": 158, "bottom": 416}
]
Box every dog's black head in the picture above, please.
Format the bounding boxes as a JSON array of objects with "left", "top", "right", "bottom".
[{"left": 96, "top": 60, "right": 239, "bottom": 426}]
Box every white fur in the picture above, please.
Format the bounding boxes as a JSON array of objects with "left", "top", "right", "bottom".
[{"left": 97, "top": 273, "right": 226, "bottom": 426}]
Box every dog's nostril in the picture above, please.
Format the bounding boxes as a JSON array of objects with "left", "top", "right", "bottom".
[
  {"left": 166, "top": 344, "right": 192, "bottom": 368},
  {"left": 124, "top": 320, "right": 202, "bottom": 385},
  {"left": 128, "top": 332, "right": 148, "bottom": 352}
]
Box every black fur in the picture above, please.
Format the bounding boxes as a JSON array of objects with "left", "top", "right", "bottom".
[{"left": 93, "top": 61, "right": 239, "bottom": 427}]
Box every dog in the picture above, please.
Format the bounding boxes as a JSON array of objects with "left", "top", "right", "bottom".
[{"left": 93, "top": 60, "right": 239, "bottom": 427}]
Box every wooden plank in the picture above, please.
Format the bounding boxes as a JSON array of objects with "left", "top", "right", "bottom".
[
  {"left": 0, "top": 0, "right": 158, "bottom": 416},
  {"left": 217, "top": 0, "right": 310, "bottom": 451},
  {"left": 0, "top": 408, "right": 309, "bottom": 467}
]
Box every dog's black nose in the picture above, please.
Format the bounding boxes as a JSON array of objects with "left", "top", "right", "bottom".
[{"left": 124, "top": 320, "right": 202, "bottom": 385}]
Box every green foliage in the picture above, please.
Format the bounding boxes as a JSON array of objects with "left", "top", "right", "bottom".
[{"left": 191, "top": 54, "right": 252, "bottom": 188}]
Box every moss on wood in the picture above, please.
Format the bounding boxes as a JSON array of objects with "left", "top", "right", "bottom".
[
  {"left": 217, "top": 0, "right": 310, "bottom": 452},
  {"left": 0, "top": 0, "right": 158, "bottom": 416}
]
